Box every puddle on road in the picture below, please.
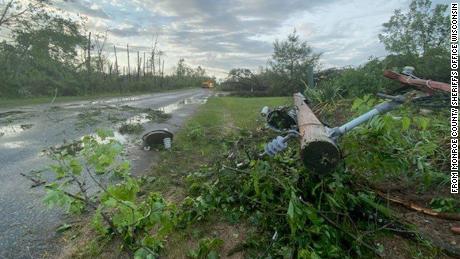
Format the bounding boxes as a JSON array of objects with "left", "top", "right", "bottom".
[
  {"left": 1, "top": 140, "right": 27, "bottom": 149},
  {"left": 125, "top": 113, "right": 150, "bottom": 124},
  {"left": 0, "top": 110, "right": 25, "bottom": 119},
  {"left": 42, "top": 131, "right": 127, "bottom": 156},
  {"left": 159, "top": 96, "right": 208, "bottom": 114},
  {"left": 0, "top": 124, "right": 34, "bottom": 137}
]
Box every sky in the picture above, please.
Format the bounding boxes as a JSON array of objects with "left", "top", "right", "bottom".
[{"left": 15, "top": 0, "right": 454, "bottom": 78}]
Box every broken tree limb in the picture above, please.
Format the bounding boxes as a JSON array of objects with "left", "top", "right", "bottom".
[
  {"left": 293, "top": 93, "right": 341, "bottom": 174},
  {"left": 375, "top": 190, "right": 460, "bottom": 221},
  {"left": 20, "top": 173, "right": 46, "bottom": 188}
]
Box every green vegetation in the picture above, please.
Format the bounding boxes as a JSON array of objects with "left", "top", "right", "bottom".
[
  {"left": 118, "top": 123, "right": 144, "bottom": 135},
  {"left": 0, "top": 1, "right": 213, "bottom": 99},
  {"left": 221, "top": 0, "right": 449, "bottom": 98},
  {"left": 44, "top": 129, "right": 178, "bottom": 257},
  {"left": 187, "top": 238, "right": 224, "bottom": 258},
  {"left": 33, "top": 0, "right": 454, "bottom": 258},
  {"left": 45, "top": 95, "right": 455, "bottom": 258}
]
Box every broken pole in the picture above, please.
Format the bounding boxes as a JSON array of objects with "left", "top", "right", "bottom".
[{"left": 294, "top": 93, "right": 341, "bottom": 174}]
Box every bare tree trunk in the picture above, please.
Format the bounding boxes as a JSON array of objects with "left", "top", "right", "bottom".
[
  {"left": 127, "top": 44, "right": 130, "bottom": 81},
  {"left": 0, "top": 0, "right": 41, "bottom": 28},
  {"left": 113, "top": 45, "right": 118, "bottom": 77},
  {"left": 137, "top": 51, "right": 140, "bottom": 80},
  {"left": 158, "top": 53, "right": 161, "bottom": 76},
  {"left": 0, "top": 1, "right": 13, "bottom": 27},
  {"left": 151, "top": 49, "right": 155, "bottom": 76},
  {"left": 86, "top": 32, "right": 91, "bottom": 94},
  {"left": 143, "top": 52, "right": 146, "bottom": 77},
  {"left": 151, "top": 35, "right": 158, "bottom": 77}
]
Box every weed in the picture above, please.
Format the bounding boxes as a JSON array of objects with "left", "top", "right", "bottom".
[
  {"left": 107, "top": 113, "right": 124, "bottom": 123},
  {"left": 187, "top": 238, "right": 224, "bottom": 258},
  {"left": 20, "top": 124, "right": 33, "bottom": 130},
  {"left": 118, "top": 123, "right": 144, "bottom": 135},
  {"left": 341, "top": 95, "right": 449, "bottom": 188},
  {"left": 430, "top": 198, "right": 460, "bottom": 213},
  {"left": 144, "top": 109, "right": 171, "bottom": 122},
  {"left": 44, "top": 130, "right": 177, "bottom": 257},
  {"left": 75, "top": 109, "right": 102, "bottom": 128}
]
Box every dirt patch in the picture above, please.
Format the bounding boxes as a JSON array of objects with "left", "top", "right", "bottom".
[
  {"left": 376, "top": 234, "right": 452, "bottom": 259},
  {"left": 163, "top": 219, "right": 247, "bottom": 259},
  {"left": 57, "top": 220, "right": 129, "bottom": 259},
  {"left": 372, "top": 181, "right": 460, "bottom": 257},
  {"left": 394, "top": 206, "right": 460, "bottom": 257}
]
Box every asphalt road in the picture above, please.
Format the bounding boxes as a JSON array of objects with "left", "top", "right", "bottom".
[{"left": 0, "top": 88, "right": 213, "bottom": 258}]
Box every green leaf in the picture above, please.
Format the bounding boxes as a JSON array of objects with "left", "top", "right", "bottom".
[
  {"left": 56, "top": 223, "right": 72, "bottom": 233},
  {"left": 96, "top": 129, "right": 114, "bottom": 140},
  {"left": 69, "top": 159, "right": 82, "bottom": 175},
  {"left": 401, "top": 117, "right": 411, "bottom": 130}
]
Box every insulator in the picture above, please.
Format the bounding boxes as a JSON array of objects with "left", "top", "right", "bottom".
[
  {"left": 264, "top": 136, "right": 288, "bottom": 157},
  {"left": 163, "top": 137, "right": 172, "bottom": 149}
]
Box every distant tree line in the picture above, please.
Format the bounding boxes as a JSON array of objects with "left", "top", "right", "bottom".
[
  {"left": 0, "top": 0, "right": 213, "bottom": 98},
  {"left": 221, "top": 0, "right": 450, "bottom": 99}
]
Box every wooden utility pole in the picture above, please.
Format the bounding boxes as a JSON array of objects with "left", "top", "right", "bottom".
[
  {"left": 293, "top": 93, "right": 340, "bottom": 174},
  {"left": 127, "top": 44, "right": 131, "bottom": 80}
]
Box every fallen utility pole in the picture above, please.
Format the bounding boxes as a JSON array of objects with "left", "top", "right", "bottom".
[
  {"left": 293, "top": 93, "right": 340, "bottom": 174},
  {"left": 261, "top": 67, "right": 450, "bottom": 175}
]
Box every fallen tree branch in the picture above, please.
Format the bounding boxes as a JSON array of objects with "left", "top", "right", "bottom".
[
  {"left": 20, "top": 173, "right": 46, "bottom": 188},
  {"left": 375, "top": 190, "right": 460, "bottom": 221}
]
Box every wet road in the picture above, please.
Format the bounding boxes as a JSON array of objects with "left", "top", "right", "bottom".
[{"left": 0, "top": 88, "right": 213, "bottom": 258}]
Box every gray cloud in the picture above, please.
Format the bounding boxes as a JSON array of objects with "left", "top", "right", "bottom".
[
  {"left": 56, "top": 0, "right": 445, "bottom": 77},
  {"left": 60, "top": 0, "right": 110, "bottom": 19}
]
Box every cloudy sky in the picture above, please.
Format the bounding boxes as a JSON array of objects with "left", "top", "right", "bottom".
[{"left": 53, "top": 0, "right": 449, "bottom": 78}]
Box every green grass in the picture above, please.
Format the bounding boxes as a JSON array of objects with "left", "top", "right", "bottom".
[
  {"left": 144, "top": 96, "right": 290, "bottom": 257},
  {"left": 146, "top": 96, "right": 290, "bottom": 195},
  {"left": 164, "top": 97, "right": 288, "bottom": 165}
]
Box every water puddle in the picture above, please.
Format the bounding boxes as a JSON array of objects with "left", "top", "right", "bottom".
[
  {"left": 159, "top": 96, "right": 208, "bottom": 114},
  {"left": 0, "top": 110, "right": 25, "bottom": 119},
  {"left": 125, "top": 113, "right": 150, "bottom": 124},
  {"left": 1, "top": 141, "right": 27, "bottom": 149},
  {"left": 42, "top": 132, "right": 127, "bottom": 156},
  {"left": 0, "top": 124, "right": 34, "bottom": 137}
]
